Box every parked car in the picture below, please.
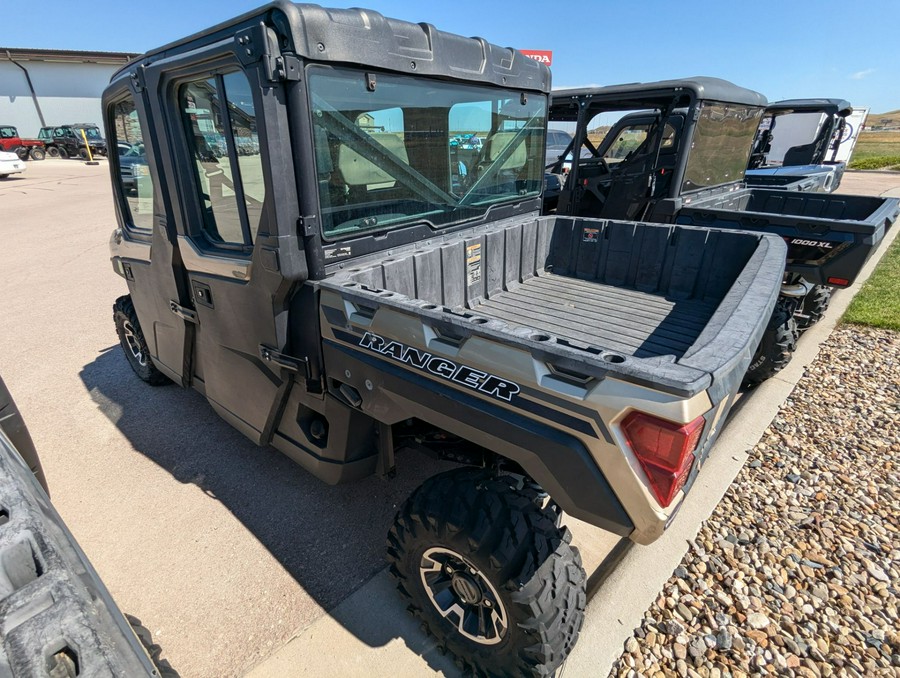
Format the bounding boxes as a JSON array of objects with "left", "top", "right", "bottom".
[
  {"left": 0, "top": 150, "right": 27, "bottom": 179},
  {"left": 117, "top": 144, "right": 150, "bottom": 194},
  {"left": 545, "top": 128, "right": 574, "bottom": 166}
]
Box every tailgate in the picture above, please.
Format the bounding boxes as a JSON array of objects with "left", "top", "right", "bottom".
[{"left": 677, "top": 188, "right": 899, "bottom": 286}]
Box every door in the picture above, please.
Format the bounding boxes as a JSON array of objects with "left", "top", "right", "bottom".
[
  {"left": 105, "top": 80, "right": 191, "bottom": 385},
  {"left": 829, "top": 108, "right": 869, "bottom": 165},
  {"left": 145, "top": 41, "right": 304, "bottom": 444}
]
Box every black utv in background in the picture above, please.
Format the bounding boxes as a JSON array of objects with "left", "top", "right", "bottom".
[
  {"left": 547, "top": 78, "right": 898, "bottom": 384},
  {"left": 37, "top": 124, "right": 108, "bottom": 159},
  {"left": 0, "top": 376, "right": 170, "bottom": 676}
]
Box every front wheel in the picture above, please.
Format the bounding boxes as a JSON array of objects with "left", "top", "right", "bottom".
[
  {"left": 58, "top": 146, "right": 69, "bottom": 159},
  {"left": 46, "top": 146, "right": 60, "bottom": 158},
  {"left": 113, "top": 296, "right": 170, "bottom": 386},
  {"left": 387, "top": 468, "right": 586, "bottom": 677}
]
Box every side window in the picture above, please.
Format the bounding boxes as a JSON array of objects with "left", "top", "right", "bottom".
[
  {"left": 179, "top": 70, "right": 264, "bottom": 248},
  {"left": 604, "top": 124, "right": 650, "bottom": 161},
  {"left": 111, "top": 95, "right": 155, "bottom": 232}
]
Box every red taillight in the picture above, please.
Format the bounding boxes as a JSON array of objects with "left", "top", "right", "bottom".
[
  {"left": 827, "top": 277, "right": 850, "bottom": 287},
  {"left": 621, "top": 412, "right": 705, "bottom": 507}
]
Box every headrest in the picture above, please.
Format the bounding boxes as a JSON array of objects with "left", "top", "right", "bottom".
[
  {"left": 338, "top": 133, "right": 409, "bottom": 186},
  {"left": 487, "top": 132, "right": 527, "bottom": 170}
]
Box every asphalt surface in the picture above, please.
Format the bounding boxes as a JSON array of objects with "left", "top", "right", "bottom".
[
  {"left": 1, "top": 163, "right": 897, "bottom": 677},
  {"left": 0, "top": 159, "right": 453, "bottom": 676}
]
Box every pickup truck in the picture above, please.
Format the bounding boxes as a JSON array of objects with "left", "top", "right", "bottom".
[
  {"left": 746, "top": 98, "right": 855, "bottom": 192},
  {"left": 103, "top": 5, "right": 785, "bottom": 674},
  {"left": 0, "top": 125, "right": 45, "bottom": 160},
  {"left": 548, "top": 78, "right": 899, "bottom": 383},
  {"left": 0, "top": 376, "right": 171, "bottom": 677}
]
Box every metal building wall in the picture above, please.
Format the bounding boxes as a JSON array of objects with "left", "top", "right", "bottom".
[{"left": 0, "top": 61, "right": 125, "bottom": 137}]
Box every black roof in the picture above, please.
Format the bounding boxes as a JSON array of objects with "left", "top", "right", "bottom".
[
  {"left": 550, "top": 77, "right": 767, "bottom": 119},
  {"left": 765, "top": 98, "right": 852, "bottom": 116},
  {"left": 111, "top": 2, "right": 549, "bottom": 93}
]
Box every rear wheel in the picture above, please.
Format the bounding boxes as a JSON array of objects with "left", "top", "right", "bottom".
[
  {"left": 796, "top": 285, "right": 832, "bottom": 331},
  {"left": 388, "top": 467, "right": 586, "bottom": 677},
  {"left": 46, "top": 146, "right": 61, "bottom": 158},
  {"left": 29, "top": 147, "right": 45, "bottom": 160},
  {"left": 744, "top": 300, "right": 797, "bottom": 386},
  {"left": 113, "top": 296, "right": 169, "bottom": 386}
]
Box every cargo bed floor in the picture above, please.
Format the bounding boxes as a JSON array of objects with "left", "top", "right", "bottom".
[{"left": 473, "top": 273, "right": 718, "bottom": 359}]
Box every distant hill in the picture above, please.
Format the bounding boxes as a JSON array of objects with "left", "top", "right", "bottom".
[{"left": 864, "top": 110, "right": 900, "bottom": 131}]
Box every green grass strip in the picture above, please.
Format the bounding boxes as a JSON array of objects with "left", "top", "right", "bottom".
[{"left": 842, "top": 233, "right": 900, "bottom": 330}]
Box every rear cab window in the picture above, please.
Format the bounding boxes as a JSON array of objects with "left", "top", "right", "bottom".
[
  {"left": 682, "top": 102, "right": 762, "bottom": 192},
  {"left": 309, "top": 66, "right": 546, "bottom": 241}
]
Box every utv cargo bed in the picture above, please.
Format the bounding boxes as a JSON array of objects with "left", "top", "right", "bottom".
[
  {"left": 321, "top": 216, "right": 786, "bottom": 399},
  {"left": 472, "top": 274, "right": 718, "bottom": 359},
  {"left": 677, "top": 188, "right": 900, "bottom": 286}
]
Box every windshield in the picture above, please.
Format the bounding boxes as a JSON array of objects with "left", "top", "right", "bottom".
[
  {"left": 682, "top": 102, "right": 762, "bottom": 192},
  {"left": 308, "top": 67, "right": 546, "bottom": 240},
  {"left": 78, "top": 126, "right": 103, "bottom": 140}
]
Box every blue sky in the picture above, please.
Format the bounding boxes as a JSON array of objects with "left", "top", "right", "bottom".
[{"left": 3, "top": 0, "right": 898, "bottom": 113}]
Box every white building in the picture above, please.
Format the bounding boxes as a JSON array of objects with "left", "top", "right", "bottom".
[{"left": 1, "top": 48, "right": 136, "bottom": 137}]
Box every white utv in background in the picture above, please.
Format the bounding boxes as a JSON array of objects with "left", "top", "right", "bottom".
[
  {"left": 746, "top": 98, "right": 858, "bottom": 192},
  {"left": 104, "top": 4, "right": 786, "bottom": 674}
]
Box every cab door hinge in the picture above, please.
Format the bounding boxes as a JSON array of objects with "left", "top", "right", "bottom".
[
  {"left": 272, "top": 55, "right": 301, "bottom": 82},
  {"left": 130, "top": 65, "right": 147, "bottom": 93},
  {"left": 259, "top": 344, "right": 310, "bottom": 377},
  {"left": 169, "top": 300, "right": 198, "bottom": 324},
  {"left": 298, "top": 214, "right": 318, "bottom": 237},
  {"left": 235, "top": 23, "right": 300, "bottom": 83}
]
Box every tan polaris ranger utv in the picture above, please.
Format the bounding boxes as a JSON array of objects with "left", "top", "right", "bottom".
[{"left": 104, "top": 3, "right": 786, "bottom": 674}]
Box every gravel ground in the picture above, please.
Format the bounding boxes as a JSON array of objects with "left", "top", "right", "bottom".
[{"left": 609, "top": 325, "right": 900, "bottom": 678}]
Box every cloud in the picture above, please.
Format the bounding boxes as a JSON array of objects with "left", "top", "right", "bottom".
[{"left": 850, "top": 69, "right": 875, "bottom": 80}]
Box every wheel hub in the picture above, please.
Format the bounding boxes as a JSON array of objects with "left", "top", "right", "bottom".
[
  {"left": 450, "top": 573, "right": 482, "bottom": 605},
  {"left": 419, "top": 546, "right": 508, "bottom": 645}
]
